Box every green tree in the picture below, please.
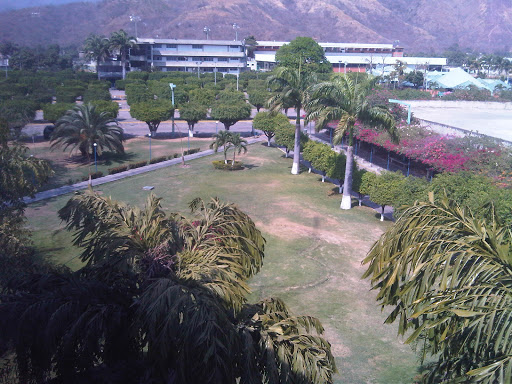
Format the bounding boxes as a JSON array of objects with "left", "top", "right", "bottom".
[
  {"left": 109, "top": 29, "right": 135, "bottom": 80},
  {"left": 367, "top": 171, "right": 405, "bottom": 221},
  {"left": 210, "top": 130, "right": 232, "bottom": 164},
  {"left": 51, "top": 103, "right": 124, "bottom": 162},
  {"left": 252, "top": 111, "right": 289, "bottom": 146},
  {"left": 130, "top": 100, "right": 174, "bottom": 135},
  {"left": 0, "top": 192, "right": 336, "bottom": 384},
  {"left": 248, "top": 89, "right": 269, "bottom": 112},
  {"left": 89, "top": 100, "right": 120, "bottom": 119},
  {"left": 268, "top": 67, "right": 317, "bottom": 174},
  {"left": 275, "top": 37, "right": 331, "bottom": 73},
  {"left": 0, "top": 99, "right": 38, "bottom": 138},
  {"left": 307, "top": 75, "right": 397, "bottom": 209},
  {"left": 274, "top": 119, "right": 308, "bottom": 158},
  {"left": 179, "top": 103, "right": 207, "bottom": 137},
  {"left": 125, "top": 83, "right": 152, "bottom": 105},
  {"left": 363, "top": 197, "right": 512, "bottom": 383},
  {"left": 210, "top": 101, "right": 251, "bottom": 131},
  {"left": 311, "top": 144, "right": 336, "bottom": 182},
  {"left": 228, "top": 132, "right": 247, "bottom": 165},
  {"left": 42, "top": 102, "right": 75, "bottom": 123},
  {"left": 83, "top": 34, "right": 111, "bottom": 80},
  {"left": 244, "top": 35, "right": 258, "bottom": 58},
  {"left": 189, "top": 88, "right": 216, "bottom": 107},
  {"left": 404, "top": 71, "right": 424, "bottom": 88}
]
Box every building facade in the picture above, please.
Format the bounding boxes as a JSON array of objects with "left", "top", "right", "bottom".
[
  {"left": 129, "top": 38, "right": 247, "bottom": 76},
  {"left": 253, "top": 41, "right": 446, "bottom": 73}
]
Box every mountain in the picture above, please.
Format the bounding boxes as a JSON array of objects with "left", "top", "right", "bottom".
[
  {"left": 0, "top": 0, "right": 510, "bottom": 52},
  {"left": 0, "top": 0, "right": 101, "bottom": 13}
]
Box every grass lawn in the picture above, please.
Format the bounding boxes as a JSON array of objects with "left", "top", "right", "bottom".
[
  {"left": 24, "top": 136, "right": 214, "bottom": 191},
  {"left": 25, "top": 143, "right": 419, "bottom": 383}
]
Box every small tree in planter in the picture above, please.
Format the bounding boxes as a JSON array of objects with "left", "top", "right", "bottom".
[
  {"left": 351, "top": 166, "right": 367, "bottom": 205},
  {"left": 302, "top": 141, "right": 322, "bottom": 172},
  {"left": 252, "top": 111, "right": 290, "bottom": 147},
  {"left": 274, "top": 122, "right": 308, "bottom": 158},
  {"left": 327, "top": 151, "right": 348, "bottom": 192},
  {"left": 210, "top": 101, "right": 251, "bottom": 131},
  {"left": 130, "top": 100, "right": 174, "bottom": 136},
  {"left": 359, "top": 171, "right": 377, "bottom": 209},
  {"left": 179, "top": 103, "right": 207, "bottom": 137}
]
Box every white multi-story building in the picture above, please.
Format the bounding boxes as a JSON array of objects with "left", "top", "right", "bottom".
[
  {"left": 253, "top": 41, "right": 446, "bottom": 73},
  {"left": 129, "top": 38, "right": 247, "bottom": 75}
]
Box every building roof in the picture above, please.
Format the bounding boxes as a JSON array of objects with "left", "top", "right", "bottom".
[
  {"left": 256, "top": 41, "right": 394, "bottom": 49},
  {"left": 136, "top": 38, "right": 244, "bottom": 46},
  {"left": 426, "top": 68, "right": 510, "bottom": 91}
]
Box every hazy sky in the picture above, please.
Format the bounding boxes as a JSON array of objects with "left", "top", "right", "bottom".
[{"left": 0, "top": 0, "right": 101, "bottom": 12}]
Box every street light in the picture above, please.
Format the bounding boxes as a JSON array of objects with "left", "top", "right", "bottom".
[
  {"left": 148, "top": 133, "right": 152, "bottom": 161},
  {"left": 236, "top": 73, "right": 239, "bottom": 91},
  {"left": 338, "top": 60, "right": 341, "bottom": 73},
  {"left": 216, "top": 121, "right": 219, "bottom": 134},
  {"left": 93, "top": 143, "right": 98, "bottom": 172},
  {"left": 232, "top": 23, "right": 240, "bottom": 41},
  {"left": 169, "top": 83, "right": 176, "bottom": 133},
  {"left": 344, "top": 61, "right": 348, "bottom": 73},
  {"left": 203, "top": 26, "right": 210, "bottom": 40},
  {"left": 129, "top": 15, "right": 141, "bottom": 39},
  {"left": 214, "top": 64, "right": 217, "bottom": 85},
  {"left": 196, "top": 61, "right": 201, "bottom": 79}
]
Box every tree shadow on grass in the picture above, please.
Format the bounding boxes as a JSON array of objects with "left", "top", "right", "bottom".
[
  {"left": 242, "top": 164, "right": 258, "bottom": 170},
  {"left": 97, "top": 151, "right": 137, "bottom": 166}
]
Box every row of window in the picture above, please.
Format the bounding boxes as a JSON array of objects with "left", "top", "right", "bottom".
[
  {"left": 160, "top": 67, "right": 240, "bottom": 73},
  {"left": 150, "top": 56, "right": 241, "bottom": 62},
  {"left": 153, "top": 44, "right": 241, "bottom": 50}
]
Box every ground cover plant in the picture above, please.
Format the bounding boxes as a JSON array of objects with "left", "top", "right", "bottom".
[{"left": 24, "top": 143, "right": 419, "bottom": 383}]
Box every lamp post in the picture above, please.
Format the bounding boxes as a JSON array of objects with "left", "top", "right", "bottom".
[
  {"left": 338, "top": 61, "right": 341, "bottom": 73},
  {"left": 148, "top": 133, "right": 152, "bottom": 161},
  {"left": 169, "top": 83, "right": 176, "bottom": 133},
  {"left": 203, "top": 26, "right": 210, "bottom": 40},
  {"left": 93, "top": 143, "right": 98, "bottom": 172},
  {"left": 216, "top": 121, "right": 219, "bottom": 134},
  {"left": 232, "top": 23, "right": 240, "bottom": 41},
  {"left": 214, "top": 64, "right": 217, "bottom": 85},
  {"left": 196, "top": 61, "right": 201, "bottom": 79},
  {"left": 236, "top": 73, "right": 239, "bottom": 91},
  {"left": 344, "top": 61, "right": 347, "bottom": 73},
  {"left": 129, "top": 15, "right": 141, "bottom": 39}
]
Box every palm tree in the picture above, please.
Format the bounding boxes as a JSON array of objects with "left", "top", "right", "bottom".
[
  {"left": 268, "top": 66, "right": 317, "bottom": 175},
  {"left": 306, "top": 75, "right": 397, "bottom": 209},
  {"left": 0, "top": 191, "right": 336, "bottom": 383},
  {"left": 83, "top": 34, "right": 111, "bottom": 80},
  {"left": 109, "top": 29, "right": 135, "bottom": 80},
  {"left": 51, "top": 103, "right": 124, "bottom": 162},
  {"left": 363, "top": 197, "right": 512, "bottom": 383},
  {"left": 229, "top": 132, "right": 247, "bottom": 165},
  {"left": 210, "top": 130, "right": 232, "bottom": 164}
]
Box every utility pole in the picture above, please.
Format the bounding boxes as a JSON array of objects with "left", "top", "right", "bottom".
[
  {"left": 169, "top": 83, "right": 176, "bottom": 134},
  {"left": 232, "top": 23, "right": 240, "bottom": 41},
  {"left": 203, "top": 26, "right": 210, "bottom": 40}
]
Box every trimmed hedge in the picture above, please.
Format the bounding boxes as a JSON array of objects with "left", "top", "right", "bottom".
[
  {"left": 129, "top": 160, "right": 148, "bottom": 169},
  {"left": 212, "top": 160, "right": 243, "bottom": 170},
  {"left": 149, "top": 156, "right": 168, "bottom": 164},
  {"left": 81, "top": 171, "right": 103, "bottom": 181},
  {"left": 183, "top": 148, "right": 200, "bottom": 156},
  {"left": 108, "top": 165, "right": 129, "bottom": 175}
]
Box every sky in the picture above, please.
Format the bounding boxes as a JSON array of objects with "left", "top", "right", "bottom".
[{"left": 0, "top": 0, "right": 101, "bottom": 12}]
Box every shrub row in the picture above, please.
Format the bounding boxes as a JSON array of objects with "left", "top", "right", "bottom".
[
  {"left": 81, "top": 171, "right": 104, "bottom": 181},
  {"left": 212, "top": 160, "right": 243, "bottom": 170},
  {"left": 107, "top": 153, "right": 186, "bottom": 174},
  {"left": 183, "top": 148, "right": 200, "bottom": 155}
]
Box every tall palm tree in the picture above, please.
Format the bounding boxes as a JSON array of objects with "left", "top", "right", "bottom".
[
  {"left": 229, "top": 132, "right": 247, "bottom": 164},
  {"left": 83, "top": 33, "right": 111, "bottom": 80},
  {"left": 306, "top": 75, "right": 397, "bottom": 209},
  {"left": 268, "top": 66, "right": 317, "bottom": 175},
  {"left": 0, "top": 191, "right": 336, "bottom": 384},
  {"left": 210, "top": 130, "right": 232, "bottom": 164},
  {"left": 363, "top": 197, "right": 512, "bottom": 383},
  {"left": 109, "top": 29, "right": 135, "bottom": 80},
  {"left": 51, "top": 103, "right": 124, "bottom": 161}
]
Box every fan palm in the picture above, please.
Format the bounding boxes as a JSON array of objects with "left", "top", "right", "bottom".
[
  {"left": 363, "top": 197, "right": 512, "bottom": 383},
  {"left": 306, "top": 75, "right": 397, "bottom": 209},
  {"left": 268, "top": 67, "right": 317, "bottom": 175},
  {"left": 0, "top": 191, "right": 336, "bottom": 384},
  {"left": 83, "top": 34, "right": 111, "bottom": 80},
  {"left": 51, "top": 103, "right": 124, "bottom": 161},
  {"left": 109, "top": 29, "right": 135, "bottom": 80}
]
